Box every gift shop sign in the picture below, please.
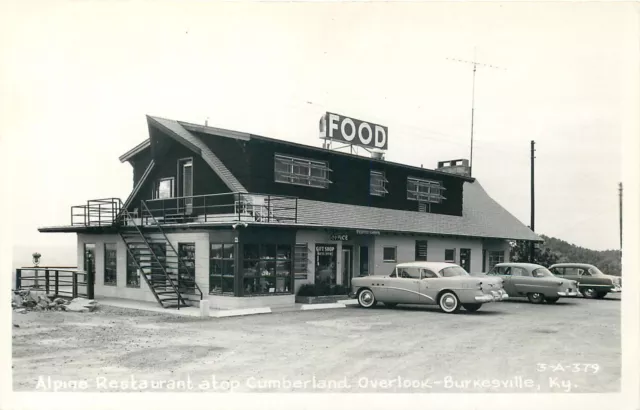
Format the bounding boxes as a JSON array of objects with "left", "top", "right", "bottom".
[{"left": 320, "top": 112, "right": 388, "bottom": 150}]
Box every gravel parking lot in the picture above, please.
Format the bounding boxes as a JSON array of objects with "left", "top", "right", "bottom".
[{"left": 12, "top": 294, "right": 621, "bottom": 393}]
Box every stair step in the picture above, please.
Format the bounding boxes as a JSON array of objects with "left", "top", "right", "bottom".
[{"left": 156, "top": 291, "right": 179, "bottom": 295}]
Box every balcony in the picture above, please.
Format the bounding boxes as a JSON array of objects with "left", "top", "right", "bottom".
[{"left": 70, "top": 193, "right": 299, "bottom": 227}]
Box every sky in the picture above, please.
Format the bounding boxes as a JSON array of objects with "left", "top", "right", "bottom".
[{"left": 2, "top": 1, "right": 638, "bottom": 269}]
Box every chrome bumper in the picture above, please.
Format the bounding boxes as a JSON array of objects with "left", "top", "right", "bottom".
[
  {"left": 610, "top": 287, "right": 622, "bottom": 293},
  {"left": 558, "top": 291, "right": 578, "bottom": 297},
  {"left": 475, "top": 291, "right": 509, "bottom": 303}
]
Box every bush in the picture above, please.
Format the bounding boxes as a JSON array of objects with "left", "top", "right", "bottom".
[{"left": 297, "top": 283, "right": 349, "bottom": 297}]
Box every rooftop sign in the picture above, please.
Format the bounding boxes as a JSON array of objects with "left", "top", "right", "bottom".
[{"left": 320, "top": 112, "right": 388, "bottom": 150}]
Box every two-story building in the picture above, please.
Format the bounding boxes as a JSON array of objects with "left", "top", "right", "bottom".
[{"left": 38, "top": 115, "right": 541, "bottom": 309}]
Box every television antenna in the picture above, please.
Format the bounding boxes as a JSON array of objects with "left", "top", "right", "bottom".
[{"left": 447, "top": 50, "right": 506, "bottom": 177}]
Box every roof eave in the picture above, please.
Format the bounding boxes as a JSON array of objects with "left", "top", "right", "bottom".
[{"left": 119, "top": 139, "right": 151, "bottom": 163}]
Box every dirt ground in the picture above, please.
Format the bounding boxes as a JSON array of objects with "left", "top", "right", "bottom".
[{"left": 12, "top": 294, "right": 621, "bottom": 393}]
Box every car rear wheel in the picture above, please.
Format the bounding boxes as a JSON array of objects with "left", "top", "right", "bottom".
[
  {"left": 462, "top": 303, "right": 482, "bottom": 312},
  {"left": 438, "top": 291, "right": 461, "bottom": 313},
  {"left": 581, "top": 287, "right": 597, "bottom": 299},
  {"left": 357, "top": 289, "right": 377, "bottom": 308},
  {"left": 383, "top": 302, "right": 398, "bottom": 308},
  {"left": 527, "top": 293, "right": 545, "bottom": 304},
  {"left": 545, "top": 297, "right": 559, "bottom": 304},
  {"left": 595, "top": 292, "right": 608, "bottom": 299}
]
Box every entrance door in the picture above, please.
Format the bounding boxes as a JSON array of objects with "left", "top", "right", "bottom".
[
  {"left": 179, "top": 159, "right": 193, "bottom": 214},
  {"left": 359, "top": 246, "right": 369, "bottom": 276},
  {"left": 341, "top": 247, "right": 353, "bottom": 288},
  {"left": 84, "top": 243, "right": 95, "bottom": 284},
  {"left": 460, "top": 248, "right": 471, "bottom": 272}
]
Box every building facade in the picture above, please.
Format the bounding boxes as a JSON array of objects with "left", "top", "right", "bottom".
[{"left": 39, "top": 115, "right": 541, "bottom": 309}]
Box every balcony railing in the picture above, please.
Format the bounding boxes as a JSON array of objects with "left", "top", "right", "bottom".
[
  {"left": 140, "top": 192, "right": 298, "bottom": 225},
  {"left": 70, "top": 194, "right": 298, "bottom": 227},
  {"left": 71, "top": 198, "right": 122, "bottom": 226}
]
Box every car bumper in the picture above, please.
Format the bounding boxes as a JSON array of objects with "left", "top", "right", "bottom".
[
  {"left": 610, "top": 286, "right": 622, "bottom": 293},
  {"left": 475, "top": 292, "right": 509, "bottom": 303},
  {"left": 558, "top": 291, "right": 578, "bottom": 297}
]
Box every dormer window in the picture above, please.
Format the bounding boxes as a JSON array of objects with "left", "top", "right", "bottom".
[
  {"left": 407, "top": 177, "right": 446, "bottom": 204},
  {"left": 274, "top": 154, "right": 332, "bottom": 188},
  {"left": 370, "top": 170, "right": 388, "bottom": 196}
]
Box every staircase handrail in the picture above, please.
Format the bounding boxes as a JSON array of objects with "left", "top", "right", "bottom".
[
  {"left": 119, "top": 208, "right": 187, "bottom": 308},
  {"left": 140, "top": 200, "right": 203, "bottom": 300}
]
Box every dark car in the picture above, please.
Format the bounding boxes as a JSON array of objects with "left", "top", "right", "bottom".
[
  {"left": 548, "top": 263, "right": 621, "bottom": 299},
  {"left": 481, "top": 262, "right": 578, "bottom": 304}
]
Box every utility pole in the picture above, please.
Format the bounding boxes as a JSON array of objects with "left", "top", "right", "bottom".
[
  {"left": 447, "top": 51, "right": 505, "bottom": 177},
  {"left": 530, "top": 140, "right": 536, "bottom": 263},
  {"left": 619, "top": 182, "right": 623, "bottom": 250}
]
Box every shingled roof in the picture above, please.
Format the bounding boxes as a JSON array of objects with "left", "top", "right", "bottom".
[
  {"left": 145, "top": 116, "right": 248, "bottom": 193},
  {"left": 295, "top": 181, "right": 541, "bottom": 241}
]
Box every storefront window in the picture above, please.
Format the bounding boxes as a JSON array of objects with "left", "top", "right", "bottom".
[
  {"left": 104, "top": 243, "right": 117, "bottom": 286},
  {"left": 243, "top": 243, "right": 292, "bottom": 295},
  {"left": 178, "top": 243, "right": 196, "bottom": 291},
  {"left": 210, "top": 243, "right": 235, "bottom": 295},
  {"left": 315, "top": 244, "right": 337, "bottom": 285},
  {"left": 126, "top": 251, "right": 140, "bottom": 288},
  {"left": 488, "top": 251, "right": 505, "bottom": 270}
]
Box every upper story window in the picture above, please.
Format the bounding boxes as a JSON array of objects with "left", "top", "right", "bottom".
[
  {"left": 407, "top": 177, "right": 446, "bottom": 204},
  {"left": 153, "top": 177, "right": 174, "bottom": 199},
  {"left": 274, "top": 154, "right": 332, "bottom": 188},
  {"left": 370, "top": 170, "right": 388, "bottom": 196}
]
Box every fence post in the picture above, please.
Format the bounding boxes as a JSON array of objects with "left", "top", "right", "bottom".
[
  {"left": 295, "top": 198, "right": 298, "bottom": 223},
  {"left": 16, "top": 269, "right": 21, "bottom": 290},
  {"left": 35, "top": 269, "right": 39, "bottom": 289},
  {"left": 45, "top": 269, "right": 50, "bottom": 294},
  {"left": 72, "top": 272, "right": 78, "bottom": 298},
  {"left": 55, "top": 270, "right": 59, "bottom": 296},
  {"left": 204, "top": 196, "right": 207, "bottom": 222}
]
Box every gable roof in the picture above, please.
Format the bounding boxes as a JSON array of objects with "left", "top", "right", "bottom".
[
  {"left": 123, "top": 116, "right": 248, "bottom": 194},
  {"left": 294, "top": 181, "right": 541, "bottom": 241}
]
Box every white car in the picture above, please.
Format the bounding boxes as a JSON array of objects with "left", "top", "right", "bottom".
[{"left": 349, "top": 261, "right": 509, "bottom": 313}]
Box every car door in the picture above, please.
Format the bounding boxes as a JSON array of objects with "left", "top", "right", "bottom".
[
  {"left": 386, "top": 267, "right": 420, "bottom": 304},
  {"left": 417, "top": 268, "right": 440, "bottom": 305},
  {"left": 511, "top": 266, "right": 547, "bottom": 296}
]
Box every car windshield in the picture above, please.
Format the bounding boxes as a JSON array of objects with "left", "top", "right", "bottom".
[
  {"left": 440, "top": 266, "right": 469, "bottom": 277},
  {"left": 588, "top": 266, "right": 605, "bottom": 276},
  {"left": 532, "top": 268, "right": 554, "bottom": 278}
]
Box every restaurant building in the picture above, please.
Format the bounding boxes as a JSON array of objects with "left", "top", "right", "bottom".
[{"left": 38, "top": 114, "right": 541, "bottom": 309}]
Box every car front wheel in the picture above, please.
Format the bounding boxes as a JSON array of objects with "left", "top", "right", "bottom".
[
  {"left": 438, "top": 291, "right": 461, "bottom": 313},
  {"left": 462, "top": 303, "right": 482, "bottom": 312},
  {"left": 357, "top": 289, "right": 377, "bottom": 308},
  {"left": 581, "top": 287, "right": 597, "bottom": 299},
  {"left": 527, "top": 293, "right": 545, "bottom": 304}
]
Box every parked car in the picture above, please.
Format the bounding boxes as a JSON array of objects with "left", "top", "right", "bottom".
[
  {"left": 349, "top": 261, "right": 508, "bottom": 313},
  {"left": 481, "top": 262, "right": 578, "bottom": 304},
  {"left": 548, "top": 263, "right": 622, "bottom": 299}
]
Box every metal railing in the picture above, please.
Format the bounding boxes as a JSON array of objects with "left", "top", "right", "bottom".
[
  {"left": 71, "top": 198, "right": 122, "bottom": 226},
  {"left": 142, "top": 192, "right": 298, "bottom": 225},
  {"left": 15, "top": 267, "right": 94, "bottom": 299}
]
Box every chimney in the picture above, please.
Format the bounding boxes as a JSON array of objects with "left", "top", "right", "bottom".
[
  {"left": 436, "top": 159, "right": 471, "bottom": 177},
  {"left": 371, "top": 149, "right": 385, "bottom": 160}
]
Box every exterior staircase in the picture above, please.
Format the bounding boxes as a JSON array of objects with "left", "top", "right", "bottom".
[{"left": 118, "top": 204, "right": 202, "bottom": 309}]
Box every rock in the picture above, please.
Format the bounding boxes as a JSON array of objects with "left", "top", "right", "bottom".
[
  {"left": 53, "top": 298, "right": 66, "bottom": 305},
  {"left": 12, "top": 292, "right": 23, "bottom": 306},
  {"left": 13, "top": 324, "right": 19, "bottom": 328},
  {"left": 67, "top": 298, "right": 97, "bottom": 312},
  {"left": 14, "top": 308, "right": 26, "bottom": 314}
]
